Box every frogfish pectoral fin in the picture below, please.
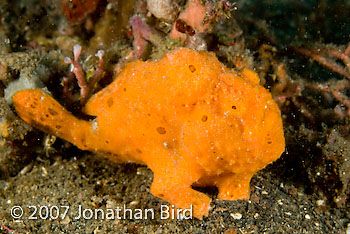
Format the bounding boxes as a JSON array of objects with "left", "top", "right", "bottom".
[{"left": 12, "top": 89, "right": 92, "bottom": 150}]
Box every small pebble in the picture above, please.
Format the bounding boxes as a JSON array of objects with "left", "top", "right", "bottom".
[
  {"left": 20, "top": 164, "right": 33, "bottom": 175},
  {"left": 230, "top": 213, "right": 242, "bottom": 220},
  {"left": 106, "top": 200, "right": 117, "bottom": 209},
  {"left": 41, "top": 166, "right": 48, "bottom": 176},
  {"left": 316, "top": 200, "right": 325, "bottom": 206},
  {"left": 61, "top": 215, "right": 71, "bottom": 225},
  {"left": 129, "top": 200, "right": 140, "bottom": 206}
]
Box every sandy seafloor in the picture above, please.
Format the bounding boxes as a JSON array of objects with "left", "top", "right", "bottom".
[{"left": 0, "top": 153, "right": 347, "bottom": 233}]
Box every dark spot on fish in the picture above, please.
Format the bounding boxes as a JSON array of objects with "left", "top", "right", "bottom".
[
  {"left": 48, "top": 108, "right": 58, "bottom": 116},
  {"left": 156, "top": 127, "right": 166, "bottom": 134},
  {"left": 107, "top": 98, "right": 113, "bottom": 107},
  {"left": 189, "top": 65, "right": 196, "bottom": 73}
]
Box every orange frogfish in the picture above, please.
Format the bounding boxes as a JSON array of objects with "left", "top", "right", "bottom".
[{"left": 12, "top": 48, "right": 285, "bottom": 218}]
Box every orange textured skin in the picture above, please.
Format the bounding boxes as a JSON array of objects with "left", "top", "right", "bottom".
[{"left": 12, "top": 48, "right": 285, "bottom": 218}]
